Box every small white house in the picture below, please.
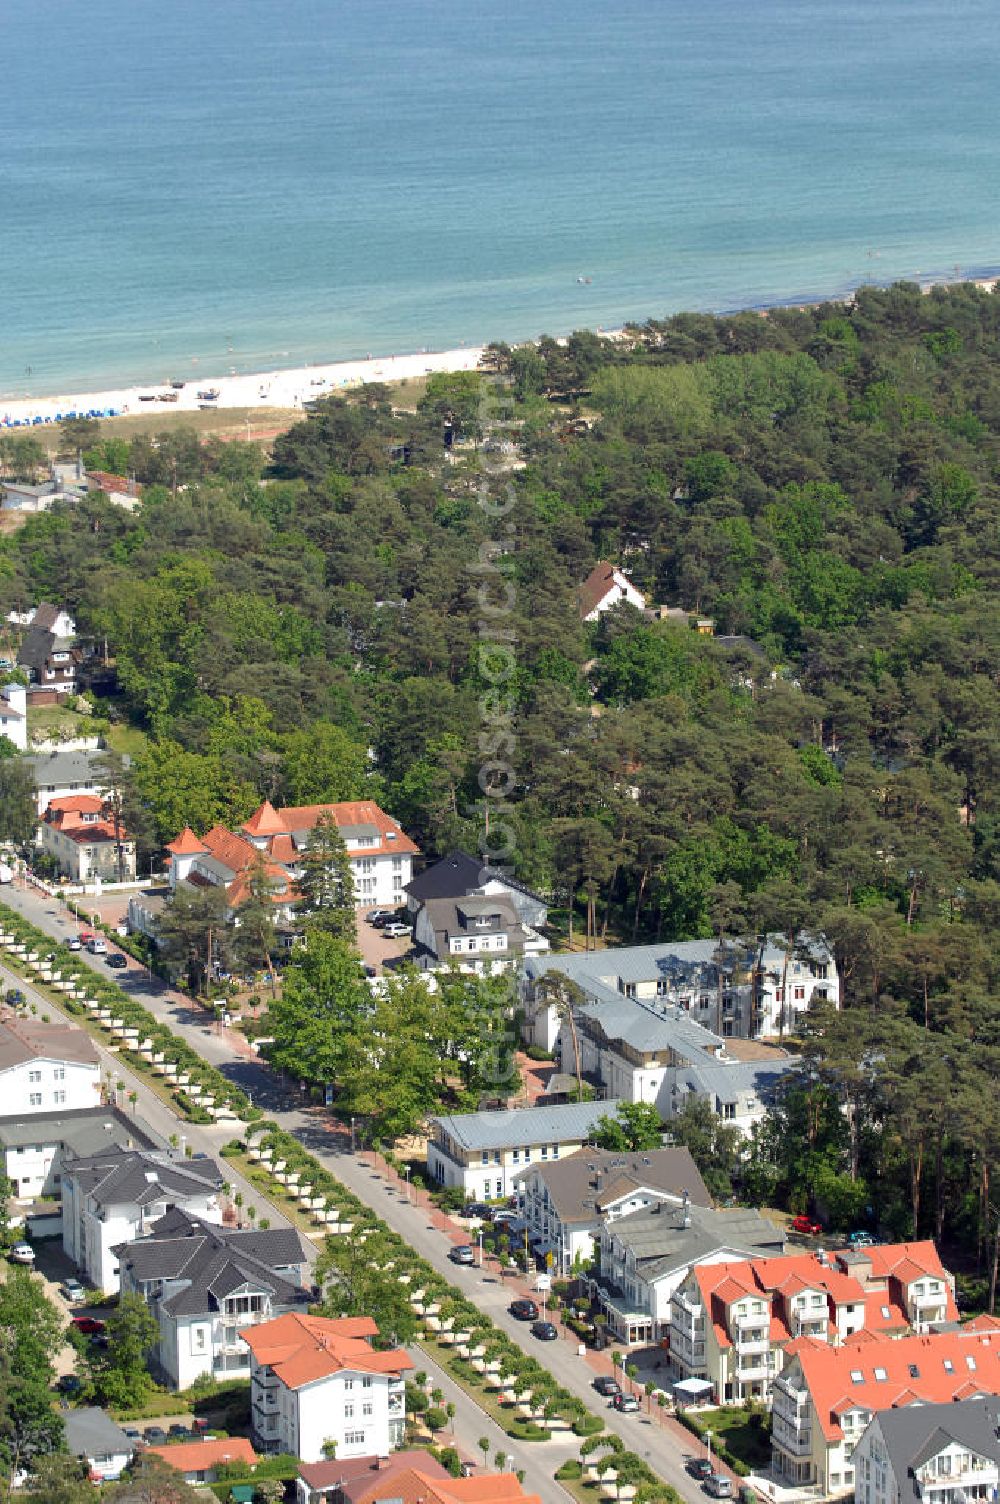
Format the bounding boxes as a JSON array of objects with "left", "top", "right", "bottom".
[
  {"left": 426, "top": 1098, "right": 618, "bottom": 1203},
  {"left": 63, "top": 1407, "right": 134, "bottom": 1482},
  {"left": 62, "top": 1148, "right": 224, "bottom": 1293},
  {"left": 0, "top": 1017, "right": 101, "bottom": 1117},
  {"left": 242, "top": 1312, "right": 412, "bottom": 1463},
  {"left": 0, "top": 683, "right": 27, "bottom": 751},
  {"left": 578, "top": 561, "right": 647, "bottom": 622}
]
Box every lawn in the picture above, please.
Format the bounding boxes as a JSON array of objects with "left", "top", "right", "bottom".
[
  {"left": 689, "top": 1407, "right": 772, "bottom": 1470},
  {"left": 104, "top": 721, "right": 149, "bottom": 758}
]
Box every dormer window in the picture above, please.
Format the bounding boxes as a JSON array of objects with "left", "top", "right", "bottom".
[{"left": 850, "top": 1370, "right": 864, "bottom": 1384}]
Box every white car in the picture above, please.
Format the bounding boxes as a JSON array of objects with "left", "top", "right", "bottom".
[
  {"left": 67, "top": 938, "right": 82, "bottom": 951},
  {"left": 382, "top": 922, "right": 412, "bottom": 940},
  {"left": 9, "top": 1242, "right": 35, "bottom": 1265},
  {"left": 86, "top": 938, "right": 108, "bottom": 955}
]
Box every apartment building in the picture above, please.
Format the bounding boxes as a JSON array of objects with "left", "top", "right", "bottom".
[
  {"left": 670, "top": 1241, "right": 958, "bottom": 1406},
  {"left": 115, "top": 1207, "right": 310, "bottom": 1389},
  {"left": 0, "top": 1015, "right": 100, "bottom": 1116},
  {"left": 770, "top": 1321, "right": 1000, "bottom": 1497},
  {"left": 0, "top": 1104, "right": 160, "bottom": 1200},
  {"left": 242, "top": 1313, "right": 412, "bottom": 1462},
  {"left": 853, "top": 1396, "right": 1000, "bottom": 1504},
  {"left": 514, "top": 1144, "right": 710, "bottom": 1273},
  {"left": 426, "top": 1098, "right": 617, "bottom": 1202}
]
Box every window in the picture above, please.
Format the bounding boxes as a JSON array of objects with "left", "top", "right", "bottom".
[
  {"left": 29, "top": 1093, "right": 41, "bottom": 1107},
  {"left": 345, "top": 1431, "right": 366, "bottom": 1447},
  {"left": 344, "top": 1404, "right": 355, "bottom": 1419},
  {"left": 541, "top": 1146, "right": 548, "bottom": 1159},
  {"left": 54, "top": 1068, "right": 65, "bottom": 1081},
  {"left": 512, "top": 1150, "right": 520, "bottom": 1164},
  {"left": 722, "top": 1103, "right": 737, "bottom": 1120},
  {"left": 794, "top": 986, "right": 805, "bottom": 1000},
  {"left": 908, "top": 1364, "right": 920, "bottom": 1378},
  {"left": 874, "top": 1368, "right": 887, "bottom": 1382},
  {"left": 343, "top": 1379, "right": 354, "bottom": 1391},
  {"left": 850, "top": 1370, "right": 864, "bottom": 1384},
  {"left": 28, "top": 1070, "right": 41, "bottom": 1084},
  {"left": 493, "top": 1150, "right": 501, "bottom": 1165},
  {"left": 966, "top": 1355, "right": 977, "bottom": 1371},
  {"left": 880, "top": 1306, "right": 891, "bottom": 1319},
  {"left": 943, "top": 1360, "right": 954, "bottom": 1373},
  {"left": 54, "top": 1091, "right": 66, "bottom": 1105},
  {"left": 482, "top": 1151, "right": 489, "bottom": 1165},
  {"left": 362, "top": 1376, "right": 372, "bottom": 1388},
  {"left": 362, "top": 1402, "right": 374, "bottom": 1417}
]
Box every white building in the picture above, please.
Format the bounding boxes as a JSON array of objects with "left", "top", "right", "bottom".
[
  {"left": 853, "top": 1396, "right": 1000, "bottom": 1504},
  {"left": 0, "top": 1104, "right": 160, "bottom": 1201},
  {"left": 427, "top": 1098, "right": 618, "bottom": 1204},
  {"left": 116, "top": 1207, "right": 310, "bottom": 1390},
  {"left": 39, "top": 794, "right": 137, "bottom": 883},
  {"left": 523, "top": 934, "right": 838, "bottom": 1050},
  {"left": 593, "top": 1199, "right": 785, "bottom": 1346},
  {"left": 405, "top": 850, "right": 548, "bottom": 974},
  {"left": 63, "top": 1408, "right": 134, "bottom": 1482},
  {"left": 514, "top": 1144, "right": 711, "bottom": 1273},
  {"left": 242, "top": 799, "right": 418, "bottom": 908},
  {"left": 25, "top": 746, "right": 110, "bottom": 816},
  {"left": 242, "top": 1312, "right": 412, "bottom": 1463},
  {"left": 62, "top": 1148, "right": 224, "bottom": 1293},
  {"left": 0, "top": 683, "right": 27, "bottom": 751},
  {"left": 578, "top": 561, "right": 647, "bottom": 622},
  {"left": 0, "top": 1016, "right": 100, "bottom": 1116}
]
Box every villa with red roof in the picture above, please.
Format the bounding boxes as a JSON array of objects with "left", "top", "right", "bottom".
[
  {"left": 769, "top": 1319, "right": 1000, "bottom": 1496},
  {"left": 39, "top": 794, "right": 136, "bottom": 882},
  {"left": 578, "top": 560, "right": 646, "bottom": 622},
  {"left": 166, "top": 800, "right": 417, "bottom": 913},
  {"left": 298, "top": 1449, "right": 544, "bottom": 1504},
  {"left": 241, "top": 1312, "right": 412, "bottom": 1462},
  {"left": 670, "top": 1241, "right": 957, "bottom": 1408}
]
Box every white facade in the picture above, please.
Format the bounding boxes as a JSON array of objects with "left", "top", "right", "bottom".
[
  {"left": 63, "top": 1166, "right": 222, "bottom": 1294},
  {"left": 0, "top": 1054, "right": 100, "bottom": 1118},
  {"left": 854, "top": 1406, "right": 1000, "bottom": 1504},
  {"left": 156, "top": 1288, "right": 282, "bottom": 1392},
  {"left": 347, "top": 849, "right": 412, "bottom": 908},
  {"left": 0, "top": 683, "right": 27, "bottom": 751},
  {"left": 248, "top": 1337, "right": 407, "bottom": 1464},
  {"left": 426, "top": 1100, "right": 617, "bottom": 1203},
  {"left": 582, "top": 565, "right": 647, "bottom": 621}
]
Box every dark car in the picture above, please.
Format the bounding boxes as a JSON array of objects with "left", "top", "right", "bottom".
[
  {"left": 169, "top": 1424, "right": 193, "bottom": 1439},
  {"left": 144, "top": 1426, "right": 167, "bottom": 1443},
  {"left": 4, "top": 988, "right": 25, "bottom": 1006},
  {"left": 530, "top": 1320, "right": 558, "bottom": 1341},
  {"left": 688, "top": 1459, "right": 715, "bottom": 1480},
  {"left": 123, "top": 1428, "right": 142, "bottom": 1442},
  {"left": 613, "top": 1393, "right": 640, "bottom": 1413},
  {"left": 57, "top": 1374, "right": 82, "bottom": 1394},
  {"left": 462, "top": 1202, "right": 492, "bottom": 1221},
  {"left": 510, "top": 1298, "right": 539, "bottom": 1321},
  {"left": 593, "top": 1376, "right": 622, "bottom": 1398},
  {"left": 106, "top": 953, "right": 128, "bottom": 969}
]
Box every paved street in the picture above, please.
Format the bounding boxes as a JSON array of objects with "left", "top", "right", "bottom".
[{"left": 1, "top": 883, "right": 720, "bottom": 1500}]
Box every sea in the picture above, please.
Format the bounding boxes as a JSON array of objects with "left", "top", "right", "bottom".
[{"left": 2, "top": 0, "right": 1000, "bottom": 397}]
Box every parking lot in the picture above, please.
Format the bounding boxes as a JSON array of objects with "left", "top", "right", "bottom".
[{"left": 355, "top": 905, "right": 416, "bottom": 974}]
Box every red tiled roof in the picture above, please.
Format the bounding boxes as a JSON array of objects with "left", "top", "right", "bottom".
[
  {"left": 243, "top": 799, "right": 285, "bottom": 836},
  {"left": 48, "top": 795, "right": 104, "bottom": 815},
  {"left": 88, "top": 470, "right": 143, "bottom": 498},
  {"left": 240, "top": 1312, "right": 413, "bottom": 1392},
  {"left": 147, "top": 1437, "right": 257, "bottom": 1474},
  {"left": 789, "top": 1326, "right": 1000, "bottom": 1441},
  {"left": 200, "top": 825, "right": 260, "bottom": 875},
  {"left": 225, "top": 861, "right": 297, "bottom": 909},
  {"left": 299, "top": 1455, "right": 541, "bottom": 1504},
  {"left": 242, "top": 799, "right": 419, "bottom": 858},
  {"left": 166, "top": 826, "right": 208, "bottom": 856}
]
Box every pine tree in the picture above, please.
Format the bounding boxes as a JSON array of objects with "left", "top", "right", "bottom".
[{"left": 297, "top": 812, "right": 356, "bottom": 939}]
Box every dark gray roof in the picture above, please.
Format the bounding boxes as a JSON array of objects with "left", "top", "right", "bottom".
[
  {"left": 405, "top": 849, "right": 544, "bottom": 906},
  {"left": 25, "top": 746, "right": 110, "bottom": 791},
  {"left": 605, "top": 1201, "right": 785, "bottom": 1282},
  {"left": 114, "top": 1209, "right": 308, "bottom": 1319},
  {"left": 63, "top": 1406, "right": 133, "bottom": 1460},
  {"left": 515, "top": 1146, "right": 711, "bottom": 1224},
  {"left": 32, "top": 602, "right": 65, "bottom": 632},
  {"left": 866, "top": 1397, "right": 1000, "bottom": 1504},
  {"left": 64, "top": 1148, "right": 222, "bottom": 1208},
  {"left": 0, "top": 1105, "right": 162, "bottom": 1156},
  {"left": 432, "top": 1098, "right": 619, "bottom": 1152},
  {"left": 17, "top": 626, "right": 60, "bottom": 676}
]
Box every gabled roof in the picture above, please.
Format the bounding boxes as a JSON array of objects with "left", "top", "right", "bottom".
[
  {"left": 404, "top": 850, "right": 545, "bottom": 907},
  {"left": 199, "top": 825, "right": 260, "bottom": 876},
  {"left": 32, "top": 602, "right": 67, "bottom": 632},
  {"left": 165, "top": 826, "right": 208, "bottom": 856},
  {"left": 63, "top": 1148, "right": 222, "bottom": 1209},
  {"left": 515, "top": 1145, "right": 710, "bottom": 1225},
  {"left": 578, "top": 561, "right": 644, "bottom": 619},
  {"left": 241, "top": 1312, "right": 413, "bottom": 1390},
  {"left": 0, "top": 1016, "right": 99, "bottom": 1072},
  {"left": 299, "top": 1453, "right": 541, "bottom": 1504},
  {"left": 607, "top": 1202, "right": 785, "bottom": 1283},
  {"left": 147, "top": 1437, "right": 257, "bottom": 1474},
  {"left": 63, "top": 1407, "right": 133, "bottom": 1461},
  {"left": 432, "top": 1098, "right": 620, "bottom": 1153},
  {"left": 787, "top": 1325, "right": 1000, "bottom": 1441},
  {"left": 866, "top": 1396, "right": 1000, "bottom": 1503}
]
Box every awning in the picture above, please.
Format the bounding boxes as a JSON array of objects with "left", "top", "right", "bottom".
[{"left": 672, "top": 1377, "right": 714, "bottom": 1396}]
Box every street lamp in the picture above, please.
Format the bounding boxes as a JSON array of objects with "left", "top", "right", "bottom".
[
  {"left": 705, "top": 1431, "right": 713, "bottom": 1472},
  {"left": 404, "top": 1166, "right": 411, "bottom": 1203},
  {"left": 350, "top": 1116, "right": 356, "bottom": 1153},
  {"left": 478, "top": 1229, "right": 483, "bottom": 1268}
]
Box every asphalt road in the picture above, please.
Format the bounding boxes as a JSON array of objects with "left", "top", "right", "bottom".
[{"left": 1, "top": 884, "right": 715, "bottom": 1500}]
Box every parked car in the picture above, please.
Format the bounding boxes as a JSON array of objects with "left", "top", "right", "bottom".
[
  {"left": 168, "top": 1424, "right": 193, "bottom": 1439},
  {"left": 106, "top": 953, "right": 128, "bottom": 969},
  {"left": 57, "top": 1375, "right": 82, "bottom": 1395},
  {"left": 462, "top": 1202, "right": 492, "bottom": 1221},
  {"left": 9, "top": 1242, "right": 35, "bottom": 1264},
  {"left": 848, "top": 1230, "right": 876, "bottom": 1247},
  {"left": 688, "top": 1459, "right": 715, "bottom": 1480},
  {"left": 530, "top": 1320, "right": 558, "bottom": 1341},
  {"left": 192, "top": 1418, "right": 211, "bottom": 1434},
  {"left": 61, "top": 1279, "right": 86, "bottom": 1303},
  {"left": 365, "top": 910, "right": 393, "bottom": 925},
  {"left": 449, "top": 1245, "right": 475, "bottom": 1265},
  {"left": 123, "top": 1428, "right": 142, "bottom": 1442},
  {"left": 460, "top": 1462, "right": 476, "bottom": 1478},
  {"left": 594, "top": 1376, "right": 622, "bottom": 1398},
  {"left": 364, "top": 964, "right": 377, "bottom": 978},
  {"left": 72, "top": 1316, "right": 106, "bottom": 1335},
  {"left": 612, "top": 1393, "right": 640, "bottom": 1413},
  {"left": 382, "top": 922, "right": 412, "bottom": 940},
  {"left": 509, "top": 1299, "right": 539, "bottom": 1321},
  {"left": 78, "top": 931, "right": 94, "bottom": 943},
  {"left": 791, "top": 1214, "right": 823, "bottom": 1236},
  {"left": 491, "top": 1209, "right": 520, "bottom": 1227},
  {"left": 86, "top": 938, "right": 108, "bottom": 955},
  {"left": 705, "top": 1477, "right": 733, "bottom": 1499},
  {"left": 143, "top": 1426, "right": 167, "bottom": 1443},
  {"left": 67, "top": 938, "right": 82, "bottom": 950}
]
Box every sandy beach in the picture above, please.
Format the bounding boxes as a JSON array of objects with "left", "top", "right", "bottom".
[{"left": 0, "top": 345, "right": 488, "bottom": 428}]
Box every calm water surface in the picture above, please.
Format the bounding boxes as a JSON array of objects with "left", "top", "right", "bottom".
[{"left": 1, "top": 0, "right": 999, "bottom": 393}]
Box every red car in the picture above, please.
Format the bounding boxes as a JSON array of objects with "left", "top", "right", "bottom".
[
  {"left": 791, "top": 1214, "right": 822, "bottom": 1237},
  {"left": 72, "top": 1316, "right": 106, "bottom": 1335},
  {"left": 78, "top": 931, "right": 94, "bottom": 944}
]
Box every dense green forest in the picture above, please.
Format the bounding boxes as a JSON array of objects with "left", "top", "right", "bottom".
[{"left": 1, "top": 280, "right": 999, "bottom": 1282}]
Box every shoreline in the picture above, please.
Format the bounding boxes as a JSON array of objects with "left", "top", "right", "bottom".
[{"left": 3, "top": 270, "right": 999, "bottom": 429}]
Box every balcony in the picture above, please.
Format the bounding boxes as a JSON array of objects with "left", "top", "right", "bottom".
[
  {"left": 772, "top": 1425, "right": 813, "bottom": 1457},
  {"left": 735, "top": 1335, "right": 770, "bottom": 1355},
  {"left": 735, "top": 1359, "right": 771, "bottom": 1380}
]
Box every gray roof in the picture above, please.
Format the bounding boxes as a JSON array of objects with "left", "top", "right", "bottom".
[
  {"left": 866, "top": 1397, "right": 1000, "bottom": 1504},
  {"left": 421, "top": 893, "right": 528, "bottom": 953},
  {"left": 114, "top": 1209, "right": 308, "bottom": 1319},
  {"left": 514, "top": 1146, "right": 711, "bottom": 1224},
  {"left": 64, "top": 1148, "right": 223, "bottom": 1208},
  {"left": 605, "top": 1200, "right": 785, "bottom": 1282},
  {"left": 432, "top": 1098, "right": 619, "bottom": 1152},
  {"left": 0, "top": 1105, "right": 162, "bottom": 1155},
  {"left": 405, "top": 850, "right": 544, "bottom": 906},
  {"left": 25, "top": 746, "right": 109, "bottom": 791},
  {"left": 63, "top": 1407, "right": 133, "bottom": 1461},
  {"left": 0, "top": 1017, "right": 99, "bottom": 1071}
]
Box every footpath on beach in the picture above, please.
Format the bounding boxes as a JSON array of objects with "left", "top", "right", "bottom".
[{"left": 0, "top": 343, "right": 488, "bottom": 428}]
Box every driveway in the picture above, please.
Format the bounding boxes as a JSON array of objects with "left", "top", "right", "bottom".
[{"left": 356, "top": 906, "right": 416, "bottom": 974}]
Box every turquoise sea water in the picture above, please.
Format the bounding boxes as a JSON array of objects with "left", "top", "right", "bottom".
[{"left": 2, "top": 0, "right": 1000, "bottom": 395}]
